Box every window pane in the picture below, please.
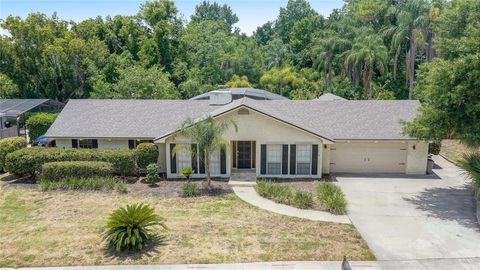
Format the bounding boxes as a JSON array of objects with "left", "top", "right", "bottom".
[
  {"left": 176, "top": 144, "right": 191, "bottom": 173},
  {"left": 296, "top": 144, "right": 311, "bottom": 175},
  {"left": 210, "top": 150, "right": 220, "bottom": 175},
  {"left": 296, "top": 144, "right": 311, "bottom": 162},
  {"left": 79, "top": 139, "right": 93, "bottom": 149},
  {"left": 267, "top": 144, "right": 282, "bottom": 175},
  {"left": 297, "top": 163, "right": 311, "bottom": 175},
  {"left": 267, "top": 163, "right": 281, "bottom": 174},
  {"left": 267, "top": 144, "right": 282, "bottom": 162}
]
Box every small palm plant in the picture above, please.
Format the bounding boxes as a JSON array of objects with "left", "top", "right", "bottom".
[
  {"left": 458, "top": 152, "right": 480, "bottom": 189},
  {"left": 182, "top": 167, "right": 194, "bottom": 181},
  {"left": 103, "top": 203, "right": 166, "bottom": 252}
]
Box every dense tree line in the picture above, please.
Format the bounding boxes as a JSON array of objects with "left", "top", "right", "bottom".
[{"left": 0, "top": 0, "right": 473, "bottom": 103}]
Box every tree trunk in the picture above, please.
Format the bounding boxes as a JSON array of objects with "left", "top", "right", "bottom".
[
  {"left": 393, "top": 45, "right": 401, "bottom": 80},
  {"left": 204, "top": 151, "right": 211, "bottom": 188},
  {"left": 407, "top": 38, "right": 416, "bottom": 100},
  {"left": 327, "top": 56, "right": 333, "bottom": 91},
  {"left": 363, "top": 64, "right": 370, "bottom": 97},
  {"left": 426, "top": 32, "right": 435, "bottom": 62}
]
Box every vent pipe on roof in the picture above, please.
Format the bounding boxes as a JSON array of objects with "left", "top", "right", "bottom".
[{"left": 209, "top": 90, "right": 232, "bottom": 105}]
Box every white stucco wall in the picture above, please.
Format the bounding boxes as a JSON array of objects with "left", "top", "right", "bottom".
[
  {"left": 156, "top": 143, "right": 167, "bottom": 173},
  {"left": 322, "top": 144, "right": 331, "bottom": 174},
  {"left": 163, "top": 107, "right": 330, "bottom": 179},
  {"left": 406, "top": 141, "right": 428, "bottom": 174},
  {"left": 55, "top": 139, "right": 71, "bottom": 148}
]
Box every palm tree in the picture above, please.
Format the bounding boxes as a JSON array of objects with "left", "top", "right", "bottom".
[
  {"left": 174, "top": 116, "right": 237, "bottom": 188},
  {"left": 384, "top": 0, "right": 430, "bottom": 99},
  {"left": 344, "top": 34, "right": 388, "bottom": 96},
  {"left": 313, "top": 36, "right": 351, "bottom": 90}
]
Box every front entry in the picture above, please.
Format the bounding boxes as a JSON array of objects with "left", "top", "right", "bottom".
[{"left": 233, "top": 141, "right": 256, "bottom": 169}]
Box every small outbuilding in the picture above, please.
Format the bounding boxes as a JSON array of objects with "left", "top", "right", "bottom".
[{"left": 0, "top": 99, "right": 64, "bottom": 139}]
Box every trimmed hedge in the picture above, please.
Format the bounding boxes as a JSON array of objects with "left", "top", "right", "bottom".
[
  {"left": 4, "top": 147, "right": 136, "bottom": 176},
  {"left": 0, "top": 137, "right": 27, "bottom": 168},
  {"left": 135, "top": 143, "right": 158, "bottom": 168},
  {"left": 26, "top": 113, "right": 58, "bottom": 142},
  {"left": 40, "top": 161, "right": 113, "bottom": 181}
]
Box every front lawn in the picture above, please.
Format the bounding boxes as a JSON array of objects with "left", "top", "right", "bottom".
[{"left": 0, "top": 183, "right": 374, "bottom": 267}]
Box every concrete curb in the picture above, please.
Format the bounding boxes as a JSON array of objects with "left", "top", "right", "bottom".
[{"left": 232, "top": 186, "right": 351, "bottom": 224}]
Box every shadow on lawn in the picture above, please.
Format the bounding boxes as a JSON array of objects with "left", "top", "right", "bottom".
[
  {"left": 404, "top": 183, "right": 479, "bottom": 230},
  {"left": 103, "top": 234, "right": 168, "bottom": 260}
]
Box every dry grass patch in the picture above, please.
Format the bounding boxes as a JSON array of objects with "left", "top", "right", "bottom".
[
  {"left": 440, "top": 140, "right": 478, "bottom": 163},
  {"left": 0, "top": 185, "right": 374, "bottom": 267}
]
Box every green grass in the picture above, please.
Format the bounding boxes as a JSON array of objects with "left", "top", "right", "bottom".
[
  {"left": 316, "top": 182, "right": 347, "bottom": 214},
  {"left": 39, "top": 177, "right": 126, "bottom": 192}
]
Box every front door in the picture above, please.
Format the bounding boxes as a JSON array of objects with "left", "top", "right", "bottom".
[{"left": 237, "top": 141, "right": 252, "bottom": 169}]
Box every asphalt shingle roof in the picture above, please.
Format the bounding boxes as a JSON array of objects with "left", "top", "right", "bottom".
[{"left": 46, "top": 98, "right": 420, "bottom": 141}]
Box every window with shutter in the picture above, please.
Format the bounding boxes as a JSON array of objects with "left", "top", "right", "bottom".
[
  {"left": 296, "top": 144, "right": 312, "bottom": 175},
  {"left": 266, "top": 144, "right": 282, "bottom": 175}
]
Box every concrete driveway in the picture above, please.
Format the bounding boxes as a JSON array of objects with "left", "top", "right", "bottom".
[{"left": 335, "top": 156, "right": 480, "bottom": 261}]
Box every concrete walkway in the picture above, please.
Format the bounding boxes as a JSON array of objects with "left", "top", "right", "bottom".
[
  {"left": 232, "top": 186, "right": 351, "bottom": 224},
  {"left": 6, "top": 257, "right": 480, "bottom": 270}
]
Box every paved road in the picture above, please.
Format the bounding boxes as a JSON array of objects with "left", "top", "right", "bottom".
[
  {"left": 336, "top": 156, "right": 480, "bottom": 261},
  {"left": 5, "top": 258, "right": 480, "bottom": 270}
]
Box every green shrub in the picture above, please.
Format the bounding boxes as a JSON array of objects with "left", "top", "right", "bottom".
[
  {"left": 39, "top": 177, "right": 118, "bottom": 191},
  {"left": 26, "top": 113, "right": 58, "bottom": 142},
  {"left": 256, "top": 181, "right": 294, "bottom": 204},
  {"left": 316, "top": 182, "right": 347, "bottom": 214},
  {"left": 181, "top": 167, "right": 193, "bottom": 180},
  {"left": 0, "top": 137, "right": 27, "bottom": 169},
  {"left": 292, "top": 191, "right": 314, "bottom": 209},
  {"left": 146, "top": 163, "right": 159, "bottom": 185},
  {"left": 135, "top": 143, "right": 159, "bottom": 168},
  {"left": 4, "top": 147, "right": 136, "bottom": 176},
  {"left": 181, "top": 181, "right": 199, "bottom": 197},
  {"left": 429, "top": 141, "right": 441, "bottom": 155},
  {"left": 458, "top": 152, "right": 480, "bottom": 189},
  {"left": 40, "top": 161, "right": 113, "bottom": 181},
  {"left": 115, "top": 181, "right": 128, "bottom": 193},
  {"left": 103, "top": 203, "right": 166, "bottom": 252}
]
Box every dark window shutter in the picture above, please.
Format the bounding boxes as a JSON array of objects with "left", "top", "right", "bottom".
[
  {"left": 191, "top": 144, "right": 198, "bottom": 173},
  {"left": 282, "top": 144, "right": 288, "bottom": 175},
  {"left": 92, "top": 139, "right": 98, "bottom": 149},
  {"left": 71, "top": 139, "right": 78, "bottom": 148},
  {"left": 290, "top": 144, "right": 296, "bottom": 175},
  {"left": 312, "top": 144, "right": 318, "bottom": 175},
  {"left": 170, "top": 143, "right": 176, "bottom": 174},
  {"left": 128, "top": 140, "right": 135, "bottom": 149},
  {"left": 199, "top": 147, "right": 205, "bottom": 174},
  {"left": 220, "top": 148, "right": 226, "bottom": 174},
  {"left": 260, "top": 144, "right": 266, "bottom": 175}
]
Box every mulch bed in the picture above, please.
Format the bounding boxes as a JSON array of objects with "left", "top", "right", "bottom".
[
  {"left": 126, "top": 177, "right": 233, "bottom": 197},
  {"left": 0, "top": 173, "right": 233, "bottom": 197}
]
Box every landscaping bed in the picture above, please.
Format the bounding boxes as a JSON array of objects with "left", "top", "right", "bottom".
[
  {"left": 0, "top": 184, "right": 374, "bottom": 267},
  {"left": 255, "top": 178, "right": 347, "bottom": 214},
  {"left": 1, "top": 173, "right": 232, "bottom": 198}
]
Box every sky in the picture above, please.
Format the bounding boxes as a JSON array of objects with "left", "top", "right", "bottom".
[{"left": 0, "top": 0, "right": 344, "bottom": 35}]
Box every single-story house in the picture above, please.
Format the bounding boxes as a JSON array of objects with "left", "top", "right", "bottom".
[{"left": 45, "top": 89, "right": 429, "bottom": 178}]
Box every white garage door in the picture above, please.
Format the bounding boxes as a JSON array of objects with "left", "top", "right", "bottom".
[{"left": 330, "top": 142, "right": 407, "bottom": 173}]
